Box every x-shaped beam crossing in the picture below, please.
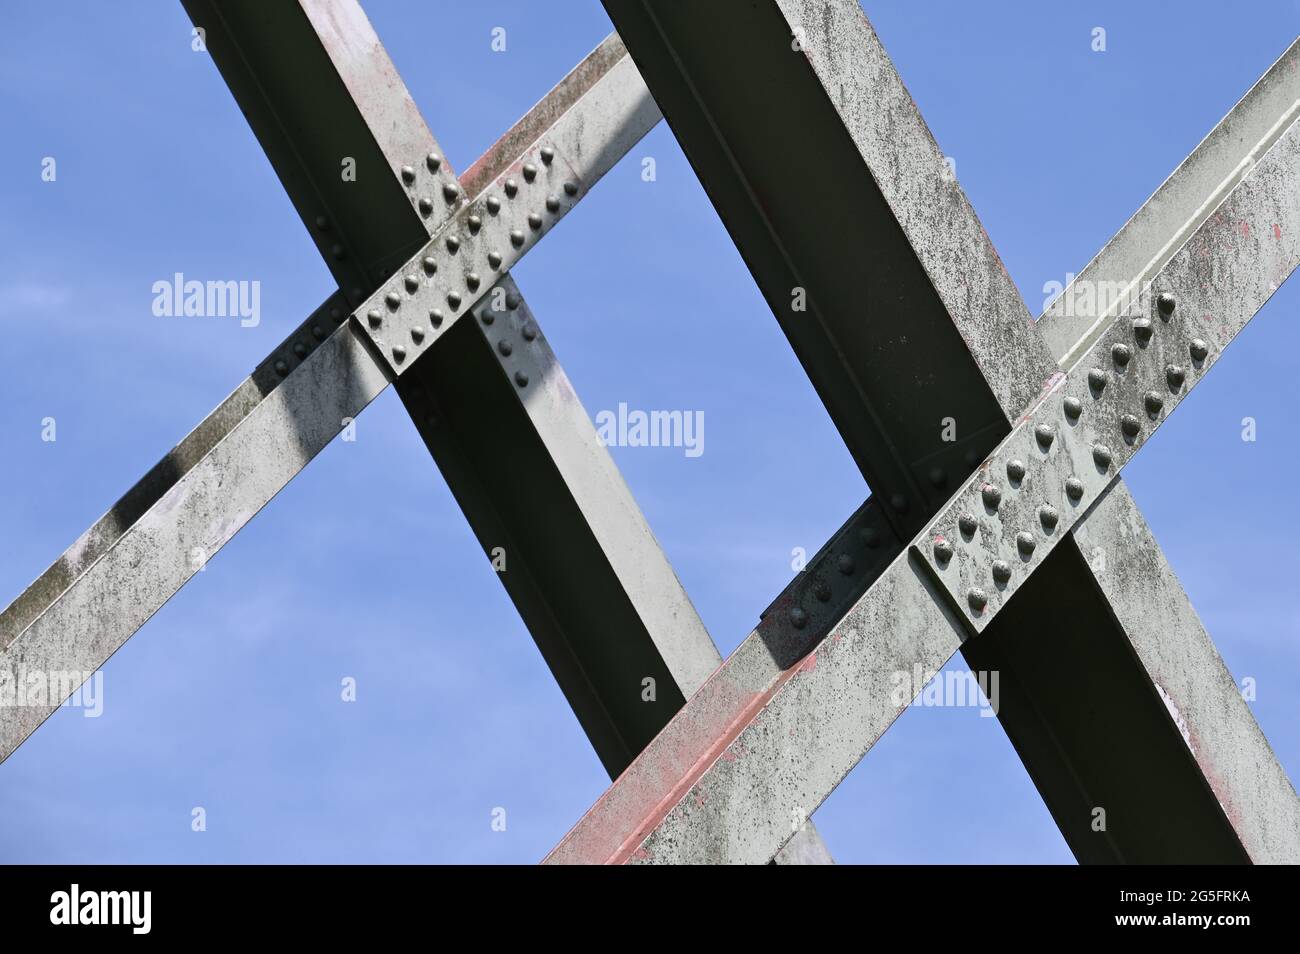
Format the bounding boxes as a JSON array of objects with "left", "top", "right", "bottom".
[{"left": 3, "top": 0, "right": 1298, "bottom": 865}]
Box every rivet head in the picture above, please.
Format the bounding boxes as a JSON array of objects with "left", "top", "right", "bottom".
[
  {"left": 274, "top": 359, "right": 289, "bottom": 376},
  {"left": 1035, "top": 423, "right": 1054, "bottom": 448},
  {"left": 890, "top": 493, "right": 909, "bottom": 514},
  {"left": 411, "top": 327, "right": 425, "bottom": 344},
  {"left": 1157, "top": 292, "right": 1176, "bottom": 318},
  {"left": 958, "top": 513, "right": 978, "bottom": 536},
  {"left": 1088, "top": 368, "right": 1107, "bottom": 392},
  {"left": 522, "top": 162, "right": 538, "bottom": 182},
  {"left": 486, "top": 195, "right": 501, "bottom": 214},
  {"left": 293, "top": 342, "right": 307, "bottom": 358},
  {"left": 404, "top": 275, "right": 419, "bottom": 293},
  {"left": 480, "top": 309, "right": 494, "bottom": 326},
  {"left": 446, "top": 235, "right": 460, "bottom": 253},
  {"left": 385, "top": 292, "right": 401, "bottom": 310},
  {"left": 1065, "top": 477, "right": 1085, "bottom": 501},
  {"left": 982, "top": 483, "right": 1002, "bottom": 509},
  {"left": 418, "top": 197, "right": 433, "bottom": 216},
  {"left": 1120, "top": 414, "right": 1141, "bottom": 439},
  {"left": 1111, "top": 343, "right": 1132, "bottom": 367},
  {"left": 933, "top": 538, "right": 954, "bottom": 562},
  {"left": 488, "top": 251, "right": 503, "bottom": 269},
  {"left": 528, "top": 212, "right": 543, "bottom": 230},
  {"left": 1189, "top": 338, "right": 1209, "bottom": 362},
  {"left": 991, "top": 560, "right": 1012, "bottom": 585},
  {"left": 1039, "top": 504, "right": 1059, "bottom": 531},
  {"left": 367, "top": 309, "right": 382, "bottom": 328},
  {"left": 837, "top": 554, "right": 855, "bottom": 575},
  {"left": 546, "top": 194, "right": 560, "bottom": 213},
  {"left": 467, "top": 214, "right": 482, "bottom": 233},
  {"left": 505, "top": 291, "right": 522, "bottom": 310},
  {"left": 521, "top": 321, "right": 538, "bottom": 341},
  {"left": 400, "top": 165, "right": 416, "bottom": 184},
  {"left": 928, "top": 466, "right": 946, "bottom": 488},
  {"left": 466, "top": 272, "right": 481, "bottom": 291},
  {"left": 315, "top": 215, "right": 329, "bottom": 231},
  {"left": 1165, "top": 364, "right": 1186, "bottom": 390},
  {"left": 330, "top": 307, "right": 343, "bottom": 323},
  {"left": 510, "top": 229, "right": 525, "bottom": 247},
  {"left": 1006, "top": 459, "right": 1026, "bottom": 482},
  {"left": 392, "top": 345, "right": 406, "bottom": 362},
  {"left": 813, "top": 580, "right": 832, "bottom": 603},
  {"left": 514, "top": 370, "right": 529, "bottom": 388},
  {"left": 860, "top": 526, "right": 880, "bottom": 548},
  {"left": 1132, "top": 317, "right": 1153, "bottom": 343},
  {"left": 447, "top": 291, "right": 462, "bottom": 310},
  {"left": 442, "top": 183, "right": 459, "bottom": 202},
  {"left": 789, "top": 606, "right": 808, "bottom": 629},
  {"left": 426, "top": 153, "right": 442, "bottom": 173},
  {"left": 422, "top": 256, "right": 438, "bottom": 275},
  {"left": 497, "top": 338, "right": 512, "bottom": 356},
  {"left": 504, "top": 179, "right": 518, "bottom": 198},
  {"left": 539, "top": 146, "right": 555, "bottom": 165},
  {"left": 1015, "top": 531, "right": 1035, "bottom": 556},
  {"left": 1143, "top": 391, "right": 1164, "bottom": 416},
  {"left": 429, "top": 308, "right": 443, "bottom": 328},
  {"left": 331, "top": 244, "right": 345, "bottom": 260},
  {"left": 968, "top": 587, "right": 988, "bottom": 612},
  {"left": 563, "top": 180, "right": 578, "bottom": 196},
  {"left": 311, "top": 324, "right": 325, "bottom": 341},
  {"left": 1093, "top": 443, "right": 1113, "bottom": 469},
  {"left": 1063, "top": 396, "right": 1082, "bottom": 420}
]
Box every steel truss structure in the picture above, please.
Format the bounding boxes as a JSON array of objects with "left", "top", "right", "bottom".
[{"left": 2, "top": 1, "right": 1298, "bottom": 864}]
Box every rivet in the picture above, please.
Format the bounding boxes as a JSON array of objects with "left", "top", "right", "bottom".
[
  {"left": 1133, "top": 317, "right": 1153, "bottom": 344},
  {"left": 540, "top": 146, "right": 555, "bottom": 165},
  {"left": 837, "top": 554, "right": 855, "bottom": 575},
  {"left": 468, "top": 214, "right": 482, "bottom": 233},
  {"left": 968, "top": 587, "right": 988, "bottom": 612},
  {"left": 991, "top": 561, "right": 1012, "bottom": 585},
  {"left": 1035, "top": 423, "right": 1054, "bottom": 448},
  {"left": 1039, "top": 504, "right": 1059, "bottom": 531},
  {"left": 466, "top": 272, "right": 481, "bottom": 291},
  {"left": 274, "top": 359, "right": 289, "bottom": 376},
  {"left": 426, "top": 153, "right": 442, "bottom": 173},
  {"left": 400, "top": 165, "right": 416, "bottom": 185},
  {"left": 563, "top": 181, "right": 578, "bottom": 196},
  {"left": 504, "top": 179, "right": 518, "bottom": 198},
  {"left": 1112, "top": 343, "right": 1131, "bottom": 367},
  {"left": 404, "top": 275, "right": 419, "bottom": 293},
  {"left": 505, "top": 291, "right": 522, "bottom": 310},
  {"left": 429, "top": 308, "right": 443, "bottom": 328},
  {"left": 311, "top": 324, "right": 324, "bottom": 341},
  {"left": 789, "top": 606, "right": 808, "bottom": 629},
  {"left": 1189, "top": 338, "right": 1209, "bottom": 362},
  {"left": 331, "top": 244, "right": 346, "bottom": 261},
  {"left": 385, "top": 292, "right": 401, "bottom": 310},
  {"left": 958, "top": 513, "right": 978, "bottom": 537},
  {"left": 350, "top": 287, "right": 364, "bottom": 304},
  {"left": 1065, "top": 477, "right": 1085, "bottom": 501},
  {"left": 367, "top": 309, "right": 382, "bottom": 328},
  {"left": 514, "top": 370, "right": 529, "bottom": 388},
  {"left": 860, "top": 526, "right": 880, "bottom": 548},
  {"left": 521, "top": 321, "right": 538, "bottom": 341},
  {"left": 1088, "top": 368, "right": 1106, "bottom": 392},
  {"left": 546, "top": 194, "right": 560, "bottom": 213},
  {"left": 528, "top": 212, "right": 543, "bottom": 230},
  {"left": 1064, "top": 396, "right": 1083, "bottom": 420},
  {"left": 418, "top": 197, "right": 433, "bottom": 217},
  {"left": 411, "top": 327, "right": 425, "bottom": 344},
  {"left": 510, "top": 229, "right": 525, "bottom": 247},
  {"left": 522, "top": 162, "right": 538, "bottom": 182},
  {"left": 446, "top": 235, "right": 460, "bottom": 254},
  {"left": 497, "top": 338, "right": 512, "bottom": 357},
  {"left": 1120, "top": 414, "right": 1141, "bottom": 439},
  {"left": 813, "top": 580, "right": 832, "bottom": 603},
  {"left": 488, "top": 251, "right": 503, "bottom": 270},
  {"left": 486, "top": 195, "right": 501, "bottom": 215},
  {"left": 480, "top": 309, "right": 494, "bottom": 326},
  {"left": 447, "top": 291, "right": 461, "bottom": 310},
  {"left": 293, "top": 342, "right": 307, "bottom": 358},
  {"left": 1144, "top": 391, "right": 1164, "bottom": 416},
  {"left": 933, "top": 538, "right": 954, "bottom": 562},
  {"left": 929, "top": 466, "right": 946, "bottom": 488},
  {"left": 330, "top": 307, "right": 343, "bottom": 323},
  {"left": 1093, "top": 444, "right": 1113, "bottom": 469},
  {"left": 890, "top": 493, "right": 909, "bottom": 514},
  {"left": 442, "top": 183, "right": 459, "bottom": 202},
  {"left": 1165, "top": 365, "right": 1185, "bottom": 390},
  {"left": 982, "top": 483, "right": 1002, "bottom": 510},
  {"left": 315, "top": 215, "right": 329, "bottom": 231},
  {"left": 423, "top": 257, "right": 437, "bottom": 275},
  {"left": 1006, "top": 459, "right": 1026, "bottom": 482},
  {"left": 1015, "top": 531, "right": 1035, "bottom": 557},
  {"left": 1157, "top": 292, "right": 1176, "bottom": 318},
  {"left": 392, "top": 345, "right": 406, "bottom": 363}
]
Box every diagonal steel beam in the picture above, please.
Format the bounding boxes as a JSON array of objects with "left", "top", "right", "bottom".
[{"left": 551, "top": 0, "right": 1300, "bottom": 862}]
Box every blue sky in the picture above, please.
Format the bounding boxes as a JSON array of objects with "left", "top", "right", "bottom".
[{"left": 1, "top": 1, "right": 1297, "bottom": 864}]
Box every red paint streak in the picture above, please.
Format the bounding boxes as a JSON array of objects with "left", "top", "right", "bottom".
[
  {"left": 1239, "top": 220, "right": 1250, "bottom": 239},
  {"left": 1274, "top": 224, "right": 1283, "bottom": 241},
  {"left": 798, "top": 651, "right": 817, "bottom": 673}
]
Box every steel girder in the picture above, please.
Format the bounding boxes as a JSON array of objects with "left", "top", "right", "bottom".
[{"left": 545, "top": 0, "right": 1300, "bottom": 863}]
